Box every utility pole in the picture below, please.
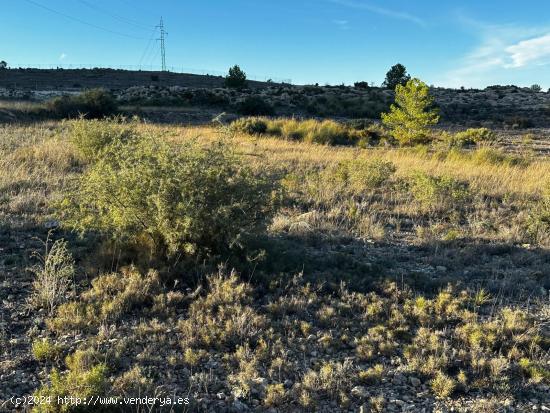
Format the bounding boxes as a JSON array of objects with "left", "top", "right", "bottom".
[{"left": 157, "top": 17, "right": 167, "bottom": 71}]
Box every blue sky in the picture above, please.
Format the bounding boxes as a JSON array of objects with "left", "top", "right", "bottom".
[{"left": 2, "top": 0, "right": 550, "bottom": 88}]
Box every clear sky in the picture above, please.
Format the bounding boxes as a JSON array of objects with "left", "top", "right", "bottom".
[{"left": 3, "top": 0, "right": 550, "bottom": 88}]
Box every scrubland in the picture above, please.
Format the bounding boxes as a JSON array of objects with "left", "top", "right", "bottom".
[{"left": 0, "top": 115, "right": 549, "bottom": 412}]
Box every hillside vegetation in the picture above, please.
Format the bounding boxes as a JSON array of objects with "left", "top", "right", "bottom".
[{"left": 0, "top": 103, "right": 549, "bottom": 412}]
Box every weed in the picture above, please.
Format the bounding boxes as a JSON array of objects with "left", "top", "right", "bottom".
[{"left": 29, "top": 236, "right": 74, "bottom": 315}]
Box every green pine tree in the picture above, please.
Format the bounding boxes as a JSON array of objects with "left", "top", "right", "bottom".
[{"left": 381, "top": 78, "right": 439, "bottom": 146}]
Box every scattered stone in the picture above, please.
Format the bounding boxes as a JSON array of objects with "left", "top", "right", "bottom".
[
  {"left": 409, "top": 377, "right": 421, "bottom": 387},
  {"left": 351, "top": 386, "right": 369, "bottom": 399}
]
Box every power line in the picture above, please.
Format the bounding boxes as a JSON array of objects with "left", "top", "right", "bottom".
[
  {"left": 22, "top": 0, "right": 145, "bottom": 40},
  {"left": 139, "top": 27, "right": 158, "bottom": 67},
  {"left": 148, "top": 48, "right": 160, "bottom": 68},
  {"left": 76, "top": 0, "right": 152, "bottom": 31}
]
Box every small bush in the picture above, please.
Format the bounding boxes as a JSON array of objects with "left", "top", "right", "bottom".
[
  {"left": 33, "top": 349, "right": 108, "bottom": 413},
  {"left": 236, "top": 96, "right": 275, "bottom": 116},
  {"left": 453, "top": 128, "right": 496, "bottom": 147},
  {"left": 299, "top": 360, "right": 355, "bottom": 405},
  {"left": 68, "top": 117, "right": 138, "bottom": 160},
  {"left": 230, "top": 117, "right": 268, "bottom": 135},
  {"left": 29, "top": 237, "right": 74, "bottom": 315},
  {"left": 431, "top": 372, "right": 455, "bottom": 398},
  {"left": 358, "top": 364, "right": 384, "bottom": 384},
  {"left": 519, "top": 358, "right": 550, "bottom": 384},
  {"left": 58, "top": 133, "right": 274, "bottom": 259},
  {"left": 47, "top": 267, "right": 160, "bottom": 333},
  {"left": 264, "top": 383, "right": 286, "bottom": 406},
  {"left": 47, "top": 89, "right": 117, "bottom": 119},
  {"left": 32, "top": 338, "right": 62, "bottom": 362},
  {"left": 345, "top": 159, "right": 397, "bottom": 192},
  {"left": 409, "top": 172, "right": 470, "bottom": 212},
  {"left": 112, "top": 366, "right": 154, "bottom": 398}
]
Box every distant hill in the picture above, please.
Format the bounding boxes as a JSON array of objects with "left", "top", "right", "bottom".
[
  {"left": 0, "top": 68, "right": 274, "bottom": 90},
  {"left": 1, "top": 68, "right": 549, "bottom": 127}
]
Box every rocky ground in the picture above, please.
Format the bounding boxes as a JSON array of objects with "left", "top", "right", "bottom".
[{"left": 0, "top": 96, "right": 549, "bottom": 412}]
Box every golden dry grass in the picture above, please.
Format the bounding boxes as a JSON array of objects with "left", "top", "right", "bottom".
[{"left": 168, "top": 125, "right": 550, "bottom": 197}]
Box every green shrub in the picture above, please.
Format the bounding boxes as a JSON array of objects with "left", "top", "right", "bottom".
[
  {"left": 32, "top": 338, "right": 62, "bottom": 362},
  {"left": 58, "top": 132, "right": 274, "bottom": 258},
  {"left": 453, "top": 128, "right": 496, "bottom": 146},
  {"left": 33, "top": 349, "right": 108, "bottom": 413},
  {"left": 47, "top": 89, "right": 117, "bottom": 119},
  {"left": 346, "top": 159, "right": 397, "bottom": 192},
  {"left": 327, "top": 159, "right": 396, "bottom": 194},
  {"left": 236, "top": 96, "right": 275, "bottom": 116},
  {"left": 519, "top": 358, "right": 550, "bottom": 383},
  {"left": 225, "top": 65, "right": 248, "bottom": 89},
  {"left": 68, "top": 117, "right": 138, "bottom": 160},
  {"left": 231, "top": 117, "right": 269, "bottom": 135},
  {"left": 409, "top": 172, "right": 470, "bottom": 212}
]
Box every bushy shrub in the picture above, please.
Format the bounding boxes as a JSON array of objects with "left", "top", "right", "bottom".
[
  {"left": 47, "top": 89, "right": 118, "bottom": 119},
  {"left": 236, "top": 96, "right": 275, "bottom": 116},
  {"left": 58, "top": 132, "right": 274, "bottom": 258},
  {"left": 346, "top": 159, "right": 397, "bottom": 192},
  {"left": 431, "top": 372, "right": 455, "bottom": 398},
  {"left": 279, "top": 118, "right": 359, "bottom": 145},
  {"left": 452, "top": 128, "right": 496, "bottom": 147},
  {"left": 32, "top": 338, "right": 62, "bottom": 362},
  {"left": 409, "top": 172, "right": 470, "bottom": 212},
  {"left": 230, "top": 117, "right": 268, "bottom": 135},
  {"left": 33, "top": 349, "right": 108, "bottom": 413},
  {"left": 326, "top": 159, "right": 396, "bottom": 194},
  {"left": 68, "top": 117, "right": 138, "bottom": 160}
]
